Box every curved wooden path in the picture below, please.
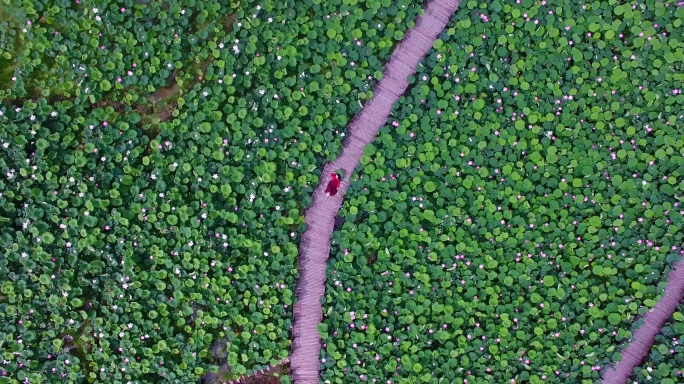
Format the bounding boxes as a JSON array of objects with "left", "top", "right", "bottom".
[
  {"left": 289, "top": 0, "right": 462, "bottom": 382},
  {"left": 601, "top": 257, "right": 684, "bottom": 383}
]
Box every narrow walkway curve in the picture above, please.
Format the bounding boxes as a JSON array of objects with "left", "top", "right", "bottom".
[
  {"left": 601, "top": 256, "right": 684, "bottom": 383},
  {"left": 289, "top": 0, "right": 462, "bottom": 383}
]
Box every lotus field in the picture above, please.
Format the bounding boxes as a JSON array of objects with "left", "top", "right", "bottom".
[{"left": 0, "top": 0, "right": 683, "bottom": 384}]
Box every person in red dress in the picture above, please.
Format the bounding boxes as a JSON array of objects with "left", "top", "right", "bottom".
[{"left": 325, "top": 172, "right": 340, "bottom": 199}]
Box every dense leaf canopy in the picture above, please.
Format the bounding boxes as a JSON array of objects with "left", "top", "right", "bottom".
[
  {"left": 1, "top": 0, "right": 683, "bottom": 383},
  {"left": 0, "top": 0, "right": 419, "bottom": 382},
  {"left": 320, "top": 1, "right": 684, "bottom": 383}
]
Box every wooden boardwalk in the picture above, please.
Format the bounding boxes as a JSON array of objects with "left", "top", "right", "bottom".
[
  {"left": 601, "top": 256, "right": 684, "bottom": 383},
  {"left": 289, "top": 0, "right": 462, "bottom": 383}
]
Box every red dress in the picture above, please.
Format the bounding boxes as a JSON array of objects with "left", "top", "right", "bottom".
[{"left": 325, "top": 173, "right": 340, "bottom": 197}]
